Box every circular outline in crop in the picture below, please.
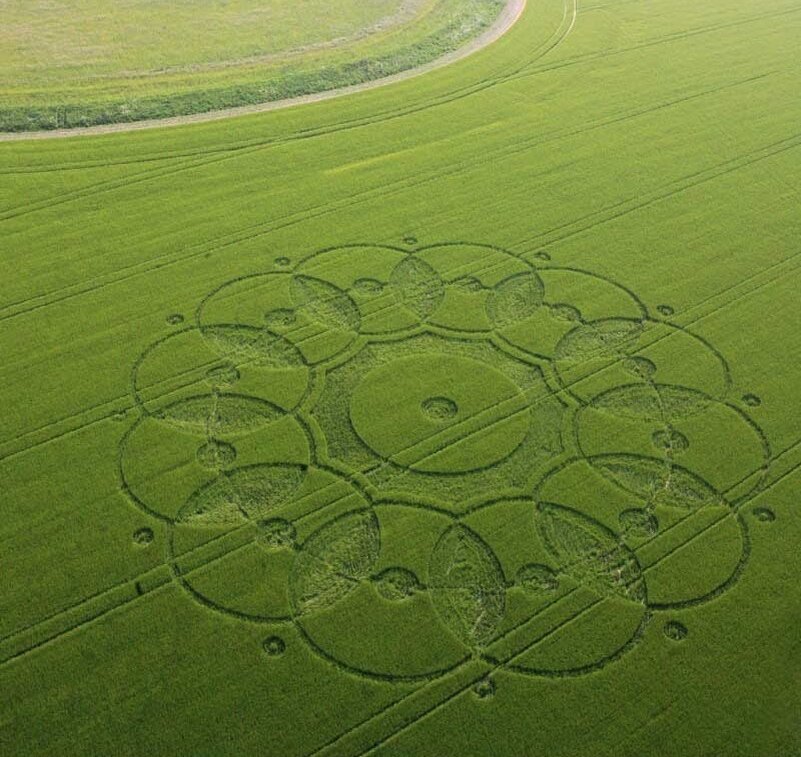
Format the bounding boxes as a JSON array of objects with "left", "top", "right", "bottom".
[{"left": 117, "top": 238, "right": 773, "bottom": 682}]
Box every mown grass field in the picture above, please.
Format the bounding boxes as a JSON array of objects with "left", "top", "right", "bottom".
[
  {"left": 0, "top": 0, "right": 504, "bottom": 131},
  {"left": 1, "top": 0, "right": 800, "bottom": 755}
]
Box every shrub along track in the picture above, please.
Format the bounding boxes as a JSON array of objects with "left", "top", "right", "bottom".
[{"left": 0, "top": 0, "right": 526, "bottom": 142}]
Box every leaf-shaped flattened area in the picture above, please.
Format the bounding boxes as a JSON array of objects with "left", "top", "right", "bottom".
[
  {"left": 555, "top": 319, "right": 644, "bottom": 363},
  {"left": 290, "top": 510, "right": 380, "bottom": 615},
  {"left": 178, "top": 464, "right": 306, "bottom": 526},
  {"left": 655, "top": 385, "right": 714, "bottom": 418},
  {"left": 536, "top": 503, "right": 645, "bottom": 603},
  {"left": 157, "top": 393, "right": 283, "bottom": 434},
  {"left": 389, "top": 256, "right": 445, "bottom": 320},
  {"left": 591, "top": 454, "right": 725, "bottom": 509},
  {"left": 290, "top": 275, "right": 361, "bottom": 332},
  {"left": 590, "top": 384, "right": 712, "bottom": 421},
  {"left": 201, "top": 325, "right": 304, "bottom": 368},
  {"left": 176, "top": 485, "right": 243, "bottom": 526},
  {"left": 485, "top": 272, "right": 545, "bottom": 328},
  {"left": 429, "top": 525, "right": 506, "bottom": 648}
]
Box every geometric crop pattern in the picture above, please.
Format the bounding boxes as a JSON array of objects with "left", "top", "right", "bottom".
[{"left": 120, "top": 241, "right": 772, "bottom": 686}]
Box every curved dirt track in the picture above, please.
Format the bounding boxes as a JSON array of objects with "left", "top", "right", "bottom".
[{"left": 1, "top": 0, "right": 526, "bottom": 142}]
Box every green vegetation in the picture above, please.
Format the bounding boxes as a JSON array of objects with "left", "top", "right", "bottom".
[
  {"left": 0, "top": 0, "right": 504, "bottom": 131},
  {"left": 1, "top": 0, "right": 800, "bottom": 755}
]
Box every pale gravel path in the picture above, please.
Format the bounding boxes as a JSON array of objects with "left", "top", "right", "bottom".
[{"left": 0, "top": 0, "right": 526, "bottom": 142}]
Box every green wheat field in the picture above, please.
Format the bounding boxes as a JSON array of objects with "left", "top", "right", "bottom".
[
  {"left": 0, "top": 0, "right": 503, "bottom": 130},
  {"left": 1, "top": 0, "right": 799, "bottom": 755}
]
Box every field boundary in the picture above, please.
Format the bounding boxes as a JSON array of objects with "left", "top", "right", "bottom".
[{"left": 0, "top": 0, "right": 526, "bottom": 142}]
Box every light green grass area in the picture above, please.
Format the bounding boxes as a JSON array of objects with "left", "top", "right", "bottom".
[
  {"left": 1, "top": 0, "right": 800, "bottom": 755},
  {"left": 0, "top": 0, "right": 504, "bottom": 131}
]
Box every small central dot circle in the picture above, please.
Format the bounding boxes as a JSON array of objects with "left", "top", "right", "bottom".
[{"left": 421, "top": 396, "right": 458, "bottom": 422}]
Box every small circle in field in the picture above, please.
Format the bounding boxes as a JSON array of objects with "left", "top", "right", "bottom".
[
  {"left": 742, "top": 393, "right": 762, "bottom": 408},
  {"left": 651, "top": 428, "right": 689, "bottom": 454},
  {"left": 516, "top": 563, "right": 559, "bottom": 593},
  {"left": 262, "top": 636, "right": 286, "bottom": 656},
  {"left": 133, "top": 527, "right": 154, "bottom": 547},
  {"left": 421, "top": 396, "right": 458, "bottom": 422},
  {"left": 622, "top": 356, "right": 656, "bottom": 379},
  {"left": 619, "top": 508, "right": 659, "bottom": 537},
  {"left": 264, "top": 308, "right": 297, "bottom": 329},
  {"left": 205, "top": 362, "right": 240, "bottom": 388},
  {"left": 403, "top": 236, "right": 418, "bottom": 245},
  {"left": 166, "top": 313, "right": 185, "bottom": 325},
  {"left": 352, "top": 278, "right": 385, "bottom": 296},
  {"left": 752, "top": 507, "right": 775, "bottom": 523},
  {"left": 274, "top": 256, "right": 291, "bottom": 268},
  {"left": 196, "top": 439, "right": 237, "bottom": 470},
  {"left": 657, "top": 304, "right": 675, "bottom": 317},
  {"left": 473, "top": 677, "right": 496, "bottom": 699},
  {"left": 663, "top": 620, "right": 688, "bottom": 641},
  {"left": 534, "top": 250, "right": 551, "bottom": 261},
  {"left": 255, "top": 518, "right": 297, "bottom": 550},
  {"left": 452, "top": 276, "right": 484, "bottom": 293},
  {"left": 372, "top": 567, "right": 420, "bottom": 601},
  {"left": 548, "top": 303, "right": 582, "bottom": 323}
]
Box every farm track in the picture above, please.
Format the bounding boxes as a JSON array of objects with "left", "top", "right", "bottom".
[
  {"left": 0, "top": 248, "right": 795, "bottom": 746},
  {"left": 1, "top": 111, "right": 800, "bottom": 463},
  {"left": 0, "top": 0, "right": 574, "bottom": 181},
  {"left": 0, "top": 0, "right": 789, "bottom": 177},
  {"left": 0, "top": 0, "right": 580, "bottom": 328},
  {"left": 0, "top": 68, "right": 785, "bottom": 328},
  {"left": 2, "top": 0, "right": 799, "bottom": 754},
  {"left": 1, "top": 242, "right": 799, "bottom": 667},
  {"left": 0, "top": 0, "right": 528, "bottom": 143},
  {"left": 0, "top": 221, "right": 796, "bottom": 470},
  {"left": 0, "top": 436, "right": 789, "bottom": 664},
  {"left": 1, "top": 434, "right": 795, "bottom": 756},
  {"left": 509, "top": 2, "right": 801, "bottom": 85}
]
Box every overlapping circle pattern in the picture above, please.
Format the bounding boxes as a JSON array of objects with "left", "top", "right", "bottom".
[{"left": 120, "top": 241, "right": 771, "bottom": 682}]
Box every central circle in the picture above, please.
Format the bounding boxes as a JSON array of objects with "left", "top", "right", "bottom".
[
  {"left": 421, "top": 396, "right": 458, "bottom": 422},
  {"left": 350, "top": 354, "right": 530, "bottom": 473}
]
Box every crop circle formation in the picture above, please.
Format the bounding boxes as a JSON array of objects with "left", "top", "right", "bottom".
[{"left": 120, "top": 241, "right": 771, "bottom": 683}]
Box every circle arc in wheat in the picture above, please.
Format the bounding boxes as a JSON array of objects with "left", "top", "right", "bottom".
[
  {"left": 1, "top": 0, "right": 528, "bottom": 138},
  {"left": 119, "top": 239, "right": 770, "bottom": 681}
]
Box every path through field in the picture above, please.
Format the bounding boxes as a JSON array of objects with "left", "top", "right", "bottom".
[
  {"left": 0, "top": 1, "right": 799, "bottom": 755},
  {"left": 0, "top": 0, "right": 527, "bottom": 141}
]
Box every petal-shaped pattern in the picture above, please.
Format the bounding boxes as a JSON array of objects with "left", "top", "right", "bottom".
[
  {"left": 429, "top": 525, "right": 506, "bottom": 648},
  {"left": 290, "top": 275, "right": 361, "bottom": 332},
  {"left": 537, "top": 503, "right": 646, "bottom": 602},
  {"left": 201, "top": 324, "right": 304, "bottom": 368},
  {"left": 389, "top": 257, "right": 445, "bottom": 320},
  {"left": 590, "top": 384, "right": 712, "bottom": 421},
  {"left": 555, "top": 319, "right": 644, "bottom": 362},
  {"left": 178, "top": 464, "right": 306, "bottom": 526},
  {"left": 156, "top": 393, "right": 283, "bottom": 434},
  {"left": 485, "top": 272, "right": 544, "bottom": 328},
  {"left": 290, "top": 510, "right": 381, "bottom": 615},
  {"left": 591, "top": 454, "right": 725, "bottom": 509}
]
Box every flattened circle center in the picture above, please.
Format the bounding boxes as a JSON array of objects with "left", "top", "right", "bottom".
[
  {"left": 421, "top": 396, "right": 458, "bottom": 422},
  {"left": 350, "top": 354, "right": 530, "bottom": 473}
]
